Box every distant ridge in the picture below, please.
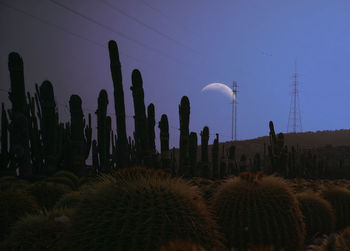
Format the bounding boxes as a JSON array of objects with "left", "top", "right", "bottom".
[{"left": 219, "top": 129, "right": 350, "bottom": 159}]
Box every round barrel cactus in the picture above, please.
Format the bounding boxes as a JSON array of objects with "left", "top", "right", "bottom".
[
  {"left": 297, "top": 192, "right": 335, "bottom": 242},
  {"left": 158, "top": 239, "right": 206, "bottom": 251},
  {"left": 212, "top": 173, "right": 305, "bottom": 250},
  {"left": 321, "top": 187, "right": 350, "bottom": 231},
  {"left": 63, "top": 172, "right": 225, "bottom": 250},
  {"left": 2, "top": 209, "right": 73, "bottom": 251},
  {"left": 0, "top": 190, "right": 39, "bottom": 240}
]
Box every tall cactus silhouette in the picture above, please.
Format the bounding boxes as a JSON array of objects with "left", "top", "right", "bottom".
[
  {"left": 212, "top": 133, "right": 219, "bottom": 179},
  {"left": 179, "top": 96, "right": 190, "bottom": 176},
  {"left": 131, "top": 69, "right": 149, "bottom": 165},
  {"left": 159, "top": 114, "right": 170, "bottom": 171},
  {"left": 268, "top": 121, "right": 288, "bottom": 176},
  {"left": 1, "top": 103, "right": 9, "bottom": 169},
  {"left": 159, "top": 114, "right": 169, "bottom": 155},
  {"left": 68, "top": 95, "right": 91, "bottom": 171},
  {"left": 106, "top": 116, "right": 111, "bottom": 167},
  {"left": 27, "top": 91, "right": 42, "bottom": 173},
  {"left": 8, "top": 52, "right": 31, "bottom": 176},
  {"left": 189, "top": 132, "right": 197, "bottom": 176},
  {"left": 147, "top": 103, "right": 156, "bottom": 154},
  {"left": 200, "top": 126, "right": 210, "bottom": 178},
  {"left": 38, "top": 81, "right": 60, "bottom": 172},
  {"left": 108, "top": 40, "right": 129, "bottom": 169},
  {"left": 96, "top": 90, "right": 108, "bottom": 171}
]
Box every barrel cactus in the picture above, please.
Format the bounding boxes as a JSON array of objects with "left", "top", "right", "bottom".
[
  {"left": 212, "top": 172, "right": 305, "bottom": 250},
  {"left": 26, "top": 182, "right": 70, "bottom": 210},
  {"left": 2, "top": 208, "right": 73, "bottom": 251},
  {"left": 297, "top": 192, "right": 335, "bottom": 242},
  {"left": 111, "top": 166, "right": 172, "bottom": 181},
  {"left": 53, "top": 170, "right": 80, "bottom": 188},
  {"left": 321, "top": 187, "right": 350, "bottom": 231},
  {"left": 158, "top": 239, "right": 206, "bottom": 251},
  {"left": 54, "top": 191, "right": 83, "bottom": 209},
  {"left": 0, "top": 190, "right": 39, "bottom": 240},
  {"left": 63, "top": 170, "right": 225, "bottom": 250}
]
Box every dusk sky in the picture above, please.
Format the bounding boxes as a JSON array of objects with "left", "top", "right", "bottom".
[{"left": 1, "top": 0, "right": 350, "bottom": 153}]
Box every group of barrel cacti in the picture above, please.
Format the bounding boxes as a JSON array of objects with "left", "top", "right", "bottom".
[{"left": 1, "top": 167, "right": 350, "bottom": 250}]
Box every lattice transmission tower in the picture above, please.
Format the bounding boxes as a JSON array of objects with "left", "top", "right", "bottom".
[{"left": 287, "top": 62, "right": 302, "bottom": 133}]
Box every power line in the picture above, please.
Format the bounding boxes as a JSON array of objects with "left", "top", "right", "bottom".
[
  {"left": 0, "top": 1, "right": 144, "bottom": 65},
  {"left": 48, "top": 0, "right": 185, "bottom": 64},
  {"left": 138, "top": 0, "right": 201, "bottom": 39},
  {"left": 99, "top": 0, "right": 199, "bottom": 54}
]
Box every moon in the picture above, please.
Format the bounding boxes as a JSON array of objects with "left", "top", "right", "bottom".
[{"left": 201, "top": 83, "right": 236, "bottom": 103}]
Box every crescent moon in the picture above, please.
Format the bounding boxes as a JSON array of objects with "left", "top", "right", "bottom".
[{"left": 201, "top": 83, "right": 236, "bottom": 103}]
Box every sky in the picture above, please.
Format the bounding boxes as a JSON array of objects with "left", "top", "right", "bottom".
[{"left": 1, "top": 0, "right": 350, "bottom": 154}]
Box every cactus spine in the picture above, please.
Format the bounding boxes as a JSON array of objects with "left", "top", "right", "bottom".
[{"left": 108, "top": 40, "right": 129, "bottom": 168}]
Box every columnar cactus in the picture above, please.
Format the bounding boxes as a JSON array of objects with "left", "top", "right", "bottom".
[
  {"left": 96, "top": 90, "right": 108, "bottom": 171},
  {"left": 268, "top": 121, "right": 288, "bottom": 176},
  {"left": 158, "top": 114, "right": 170, "bottom": 171},
  {"left": 106, "top": 116, "right": 111, "bottom": 167},
  {"left": 212, "top": 174, "right": 305, "bottom": 250},
  {"left": 108, "top": 40, "right": 129, "bottom": 169},
  {"left": 131, "top": 69, "right": 149, "bottom": 165},
  {"left": 68, "top": 95, "right": 91, "bottom": 170},
  {"left": 26, "top": 92, "right": 42, "bottom": 173},
  {"left": 212, "top": 133, "right": 219, "bottom": 179},
  {"left": 1, "top": 103, "right": 9, "bottom": 169},
  {"left": 189, "top": 132, "right": 197, "bottom": 176},
  {"left": 8, "top": 52, "right": 31, "bottom": 176},
  {"left": 179, "top": 96, "right": 190, "bottom": 176},
  {"left": 200, "top": 126, "right": 210, "bottom": 178},
  {"left": 147, "top": 103, "right": 156, "bottom": 154}
]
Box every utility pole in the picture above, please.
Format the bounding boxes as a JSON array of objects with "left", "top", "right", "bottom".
[{"left": 232, "top": 81, "right": 238, "bottom": 141}]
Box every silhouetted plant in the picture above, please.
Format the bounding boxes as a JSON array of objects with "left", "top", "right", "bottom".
[
  {"left": 189, "top": 132, "right": 198, "bottom": 176},
  {"left": 96, "top": 90, "right": 108, "bottom": 172},
  {"left": 159, "top": 114, "right": 170, "bottom": 172},
  {"left": 212, "top": 134, "right": 219, "bottom": 179},
  {"left": 131, "top": 69, "right": 150, "bottom": 166},
  {"left": 200, "top": 126, "right": 210, "bottom": 178},
  {"left": 7, "top": 52, "right": 31, "bottom": 177},
  {"left": 179, "top": 96, "right": 190, "bottom": 176},
  {"left": 147, "top": 103, "right": 156, "bottom": 154},
  {"left": 0, "top": 103, "right": 9, "bottom": 170},
  {"left": 108, "top": 40, "right": 129, "bottom": 168},
  {"left": 67, "top": 95, "right": 91, "bottom": 171}
]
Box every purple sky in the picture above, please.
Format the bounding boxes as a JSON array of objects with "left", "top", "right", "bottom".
[{"left": 1, "top": 0, "right": 350, "bottom": 154}]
